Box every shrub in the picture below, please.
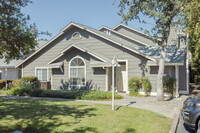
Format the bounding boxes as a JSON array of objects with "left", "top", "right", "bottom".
[
  {"left": 38, "top": 90, "right": 123, "bottom": 100},
  {"left": 195, "top": 75, "right": 200, "bottom": 85},
  {"left": 128, "top": 77, "right": 141, "bottom": 96},
  {"left": 163, "top": 78, "right": 176, "bottom": 97},
  {"left": 9, "top": 79, "right": 21, "bottom": 89},
  {"left": 141, "top": 77, "right": 151, "bottom": 96},
  {"left": 7, "top": 87, "right": 22, "bottom": 96},
  {"left": 0, "top": 80, "right": 6, "bottom": 89},
  {"left": 20, "top": 76, "right": 40, "bottom": 89}
]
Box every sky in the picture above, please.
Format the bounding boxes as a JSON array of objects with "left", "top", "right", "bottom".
[{"left": 21, "top": 0, "right": 154, "bottom": 40}]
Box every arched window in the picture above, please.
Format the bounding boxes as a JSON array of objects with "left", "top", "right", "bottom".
[
  {"left": 69, "top": 57, "right": 86, "bottom": 86},
  {"left": 72, "top": 32, "right": 81, "bottom": 39}
]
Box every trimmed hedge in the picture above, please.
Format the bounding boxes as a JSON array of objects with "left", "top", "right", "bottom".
[
  {"left": 128, "top": 77, "right": 141, "bottom": 96},
  {"left": 141, "top": 77, "right": 151, "bottom": 96},
  {"left": 21, "top": 76, "right": 40, "bottom": 89},
  {"left": 8, "top": 88, "right": 123, "bottom": 100}
]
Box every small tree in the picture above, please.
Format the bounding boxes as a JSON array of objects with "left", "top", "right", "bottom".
[
  {"left": 0, "top": 0, "right": 50, "bottom": 63},
  {"left": 117, "top": 0, "right": 188, "bottom": 101}
]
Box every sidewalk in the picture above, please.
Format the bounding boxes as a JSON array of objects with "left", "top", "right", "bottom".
[{"left": 0, "top": 93, "right": 188, "bottom": 119}]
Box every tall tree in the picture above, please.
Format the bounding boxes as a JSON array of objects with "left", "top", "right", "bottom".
[
  {"left": 185, "top": 0, "right": 200, "bottom": 83},
  {"left": 0, "top": 0, "right": 48, "bottom": 63},
  {"left": 117, "top": 0, "right": 188, "bottom": 101}
]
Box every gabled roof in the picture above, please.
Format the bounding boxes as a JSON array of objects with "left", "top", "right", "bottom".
[
  {"left": 16, "top": 22, "right": 156, "bottom": 68},
  {"left": 0, "top": 58, "right": 24, "bottom": 68},
  {"left": 113, "top": 24, "right": 150, "bottom": 38},
  {"left": 135, "top": 45, "right": 185, "bottom": 64},
  {"left": 98, "top": 26, "right": 150, "bottom": 46},
  {"left": 48, "top": 44, "right": 112, "bottom": 64}
]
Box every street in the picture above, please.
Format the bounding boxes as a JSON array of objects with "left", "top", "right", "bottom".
[{"left": 176, "top": 114, "right": 196, "bottom": 133}]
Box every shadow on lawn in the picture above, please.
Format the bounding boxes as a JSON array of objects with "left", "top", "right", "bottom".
[{"left": 0, "top": 99, "right": 97, "bottom": 133}]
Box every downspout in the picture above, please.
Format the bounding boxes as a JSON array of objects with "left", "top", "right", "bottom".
[{"left": 186, "top": 34, "right": 190, "bottom": 94}]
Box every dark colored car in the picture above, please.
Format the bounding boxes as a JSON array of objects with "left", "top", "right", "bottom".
[{"left": 182, "top": 96, "right": 200, "bottom": 131}]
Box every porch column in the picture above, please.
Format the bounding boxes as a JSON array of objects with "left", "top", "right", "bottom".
[{"left": 175, "top": 65, "right": 179, "bottom": 98}]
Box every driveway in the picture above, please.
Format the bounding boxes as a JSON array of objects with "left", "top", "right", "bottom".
[{"left": 0, "top": 93, "right": 188, "bottom": 119}]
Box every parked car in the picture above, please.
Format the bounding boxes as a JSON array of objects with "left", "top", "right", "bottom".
[{"left": 182, "top": 95, "right": 200, "bottom": 131}]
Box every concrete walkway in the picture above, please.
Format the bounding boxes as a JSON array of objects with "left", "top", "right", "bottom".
[{"left": 0, "top": 93, "right": 188, "bottom": 119}]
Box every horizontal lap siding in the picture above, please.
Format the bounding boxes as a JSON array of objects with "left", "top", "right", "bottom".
[{"left": 114, "top": 26, "right": 155, "bottom": 46}]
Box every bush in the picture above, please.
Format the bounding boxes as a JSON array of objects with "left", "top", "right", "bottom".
[
  {"left": 0, "top": 80, "right": 6, "bottom": 89},
  {"left": 163, "top": 78, "right": 176, "bottom": 97},
  {"left": 128, "top": 77, "right": 141, "bottom": 96},
  {"left": 9, "top": 79, "right": 21, "bottom": 88},
  {"left": 38, "top": 90, "right": 123, "bottom": 100},
  {"left": 141, "top": 77, "right": 151, "bottom": 96},
  {"left": 7, "top": 87, "right": 22, "bottom": 96},
  {"left": 195, "top": 75, "right": 200, "bottom": 85},
  {"left": 20, "top": 76, "right": 40, "bottom": 89}
]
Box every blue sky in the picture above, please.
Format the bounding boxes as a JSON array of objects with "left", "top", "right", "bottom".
[{"left": 21, "top": 0, "right": 154, "bottom": 40}]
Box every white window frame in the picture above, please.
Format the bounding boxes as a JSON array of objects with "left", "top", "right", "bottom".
[
  {"left": 71, "top": 32, "right": 81, "bottom": 39},
  {"left": 69, "top": 56, "right": 86, "bottom": 87},
  {"left": 35, "top": 67, "right": 49, "bottom": 82}
]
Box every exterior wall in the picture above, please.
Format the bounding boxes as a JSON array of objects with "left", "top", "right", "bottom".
[
  {"left": 22, "top": 25, "right": 180, "bottom": 92},
  {"left": 0, "top": 68, "right": 21, "bottom": 80},
  {"left": 114, "top": 26, "right": 155, "bottom": 46},
  {"left": 147, "top": 66, "right": 176, "bottom": 92},
  {"left": 51, "top": 48, "right": 106, "bottom": 90}
]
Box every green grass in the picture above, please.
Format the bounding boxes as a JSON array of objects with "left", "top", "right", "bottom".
[{"left": 0, "top": 99, "right": 172, "bottom": 133}]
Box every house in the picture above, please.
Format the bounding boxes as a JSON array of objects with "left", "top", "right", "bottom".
[
  {"left": 16, "top": 22, "right": 189, "bottom": 95},
  {"left": 0, "top": 40, "right": 47, "bottom": 80}
]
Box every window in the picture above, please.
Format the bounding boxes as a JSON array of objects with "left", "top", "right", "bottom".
[
  {"left": 69, "top": 57, "right": 86, "bottom": 86},
  {"left": 72, "top": 32, "right": 81, "bottom": 39},
  {"left": 36, "top": 68, "right": 48, "bottom": 81}
]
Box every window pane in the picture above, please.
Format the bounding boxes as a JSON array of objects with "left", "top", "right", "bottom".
[
  {"left": 42, "top": 69, "right": 47, "bottom": 81},
  {"left": 36, "top": 69, "right": 42, "bottom": 81}
]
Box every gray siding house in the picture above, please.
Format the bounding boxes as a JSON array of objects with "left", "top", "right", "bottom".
[
  {"left": 16, "top": 22, "right": 189, "bottom": 95},
  {"left": 0, "top": 40, "right": 47, "bottom": 80}
]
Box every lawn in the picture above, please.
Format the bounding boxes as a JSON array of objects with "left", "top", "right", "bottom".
[{"left": 0, "top": 98, "right": 172, "bottom": 133}]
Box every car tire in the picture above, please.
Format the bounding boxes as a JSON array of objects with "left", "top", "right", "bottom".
[{"left": 197, "top": 120, "right": 200, "bottom": 133}]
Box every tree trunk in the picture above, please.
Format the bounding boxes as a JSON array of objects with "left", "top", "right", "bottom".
[{"left": 157, "top": 49, "right": 166, "bottom": 101}]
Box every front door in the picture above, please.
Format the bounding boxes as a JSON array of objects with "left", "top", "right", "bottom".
[{"left": 116, "top": 65, "right": 126, "bottom": 92}]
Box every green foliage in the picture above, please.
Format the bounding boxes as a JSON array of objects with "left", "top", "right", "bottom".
[
  {"left": 0, "top": 80, "right": 6, "bottom": 89},
  {"left": 128, "top": 77, "right": 141, "bottom": 96},
  {"left": 0, "top": 0, "right": 51, "bottom": 62},
  {"left": 20, "top": 76, "right": 40, "bottom": 89},
  {"left": 163, "top": 78, "right": 176, "bottom": 97},
  {"left": 9, "top": 79, "right": 21, "bottom": 88},
  {"left": 194, "top": 75, "right": 200, "bottom": 85},
  {"left": 38, "top": 90, "right": 123, "bottom": 100},
  {"left": 141, "top": 77, "right": 151, "bottom": 96},
  {"left": 117, "top": 0, "right": 188, "bottom": 46},
  {"left": 185, "top": 0, "right": 200, "bottom": 82}
]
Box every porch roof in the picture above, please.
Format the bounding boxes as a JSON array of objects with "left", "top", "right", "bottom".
[
  {"left": 43, "top": 62, "right": 64, "bottom": 68},
  {"left": 90, "top": 61, "right": 112, "bottom": 67}
]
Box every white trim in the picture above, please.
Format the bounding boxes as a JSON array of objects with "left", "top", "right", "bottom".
[
  {"left": 22, "top": 64, "right": 24, "bottom": 77},
  {"left": 68, "top": 56, "right": 86, "bottom": 87},
  {"left": 71, "top": 32, "right": 81, "bottom": 39},
  {"left": 48, "top": 44, "right": 108, "bottom": 64},
  {"left": 113, "top": 24, "right": 150, "bottom": 38},
  {"left": 139, "top": 91, "right": 172, "bottom": 97},
  {"left": 117, "top": 59, "right": 129, "bottom": 93},
  {"left": 147, "top": 62, "right": 184, "bottom": 66},
  {"left": 35, "top": 67, "right": 49, "bottom": 82},
  {"left": 99, "top": 26, "right": 150, "bottom": 46},
  {"left": 175, "top": 65, "right": 179, "bottom": 98},
  {"left": 179, "top": 90, "right": 189, "bottom": 95}
]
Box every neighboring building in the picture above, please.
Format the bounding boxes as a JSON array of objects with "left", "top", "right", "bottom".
[
  {"left": 0, "top": 40, "right": 48, "bottom": 80},
  {"left": 16, "top": 22, "right": 189, "bottom": 95}
]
